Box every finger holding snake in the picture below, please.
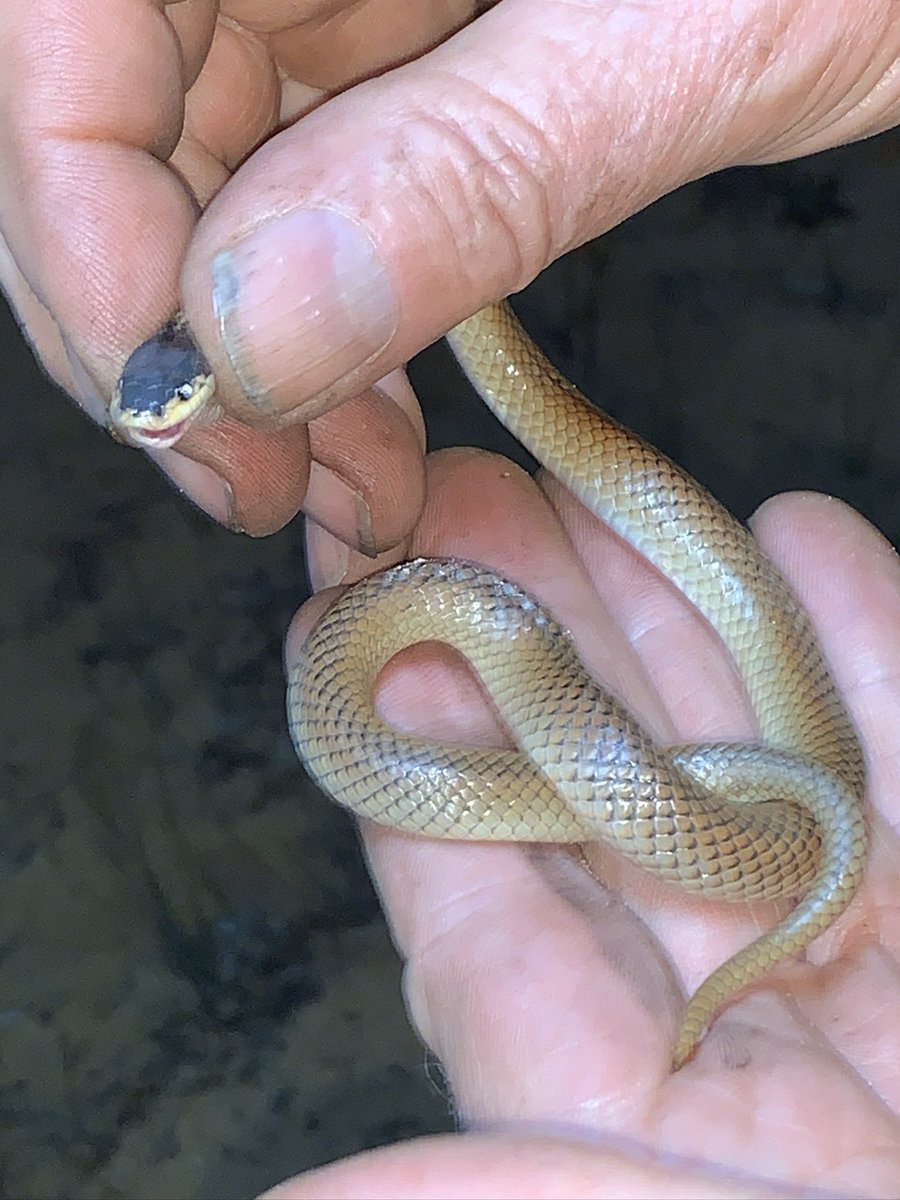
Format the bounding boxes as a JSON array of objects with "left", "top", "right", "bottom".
[{"left": 0, "top": 0, "right": 447, "bottom": 536}]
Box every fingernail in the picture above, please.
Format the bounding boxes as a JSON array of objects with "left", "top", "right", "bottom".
[
  {"left": 212, "top": 209, "right": 398, "bottom": 419},
  {"left": 153, "top": 448, "right": 236, "bottom": 528},
  {"left": 306, "top": 520, "right": 351, "bottom": 591},
  {"left": 306, "top": 461, "right": 378, "bottom": 558}
]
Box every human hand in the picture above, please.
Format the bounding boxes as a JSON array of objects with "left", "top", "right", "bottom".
[
  {"left": 279, "top": 449, "right": 900, "bottom": 1198},
  {"left": 3, "top": 2, "right": 899, "bottom": 538}
]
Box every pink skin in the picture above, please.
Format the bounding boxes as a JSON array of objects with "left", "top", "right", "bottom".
[{"left": 3, "top": 2, "right": 900, "bottom": 1194}]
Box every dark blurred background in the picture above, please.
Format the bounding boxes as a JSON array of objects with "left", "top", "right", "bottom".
[{"left": 2, "top": 130, "right": 898, "bottom": 1199}]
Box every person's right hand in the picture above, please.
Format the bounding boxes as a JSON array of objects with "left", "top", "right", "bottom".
[{"left": 3, "top": 2, "right": 899, "bottom": 542}]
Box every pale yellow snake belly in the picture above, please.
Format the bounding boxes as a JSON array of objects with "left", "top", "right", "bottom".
[{"left": 286, "top": 300, "right": 867, "bottom": 1069}]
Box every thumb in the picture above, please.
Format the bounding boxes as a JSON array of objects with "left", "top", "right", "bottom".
[{"left": 182, "top": 0, "right": 900, "bottom": 427}]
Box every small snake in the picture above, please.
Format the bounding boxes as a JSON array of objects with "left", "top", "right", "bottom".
[{"left": 115, "top": 300, "right": 868, "bottom": 1068}]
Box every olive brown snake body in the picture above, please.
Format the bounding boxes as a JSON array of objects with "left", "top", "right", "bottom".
[{"left": 113, "top": 299, "right": 868, "bottom": 1068}]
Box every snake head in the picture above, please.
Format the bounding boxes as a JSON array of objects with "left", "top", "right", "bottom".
[{"left": 109, "top": 315, "right": 217, "bottom": 450}]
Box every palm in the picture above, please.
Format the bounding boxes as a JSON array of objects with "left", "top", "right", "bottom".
[{"left": 288, "top": 447, "right": 900, "bottom": 1198}]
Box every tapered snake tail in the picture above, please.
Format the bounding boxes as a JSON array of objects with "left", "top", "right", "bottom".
[{"left": 666, "top": 741, "right": 867, "bottom": 1066}]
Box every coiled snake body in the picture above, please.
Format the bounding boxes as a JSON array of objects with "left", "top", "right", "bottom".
[
  {"left": 114, "top": 300, "right": 868, "bottom": 1068},
  {"left": 288, "top": 302, "right": 867, "bottom": 1068}
]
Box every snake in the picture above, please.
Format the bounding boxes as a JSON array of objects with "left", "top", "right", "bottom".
[{"left": 113, "top": 298, "right": 868, "bottom": 1069}]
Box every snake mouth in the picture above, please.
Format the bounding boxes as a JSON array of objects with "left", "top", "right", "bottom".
[
  {"left": 108, "top": 385, "right": 215, "bottom": 450},
  {"left": 117, "top": 416, "right": 193, "bottom": 450}
]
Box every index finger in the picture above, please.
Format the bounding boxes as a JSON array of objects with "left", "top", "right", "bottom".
[{"left": 0, "top": 0, "right": 213, "bottom": 395}]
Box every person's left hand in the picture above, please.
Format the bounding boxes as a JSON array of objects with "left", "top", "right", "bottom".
[{"left": 276, "top": 447, "right": 900, "bottom": 1199}]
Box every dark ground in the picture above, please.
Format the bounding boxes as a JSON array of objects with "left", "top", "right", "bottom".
[{"left": 1, "top": 129, "right": 898, "bottom": 1198}]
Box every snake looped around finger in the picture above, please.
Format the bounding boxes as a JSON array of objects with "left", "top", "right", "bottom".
[{"left": 114, "top": 299, "right": 868, "bottom": 1069}]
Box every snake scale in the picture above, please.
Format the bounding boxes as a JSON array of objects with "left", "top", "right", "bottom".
[{"left": 114, "top": 299, "right": 868, "bottom": 1068}]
